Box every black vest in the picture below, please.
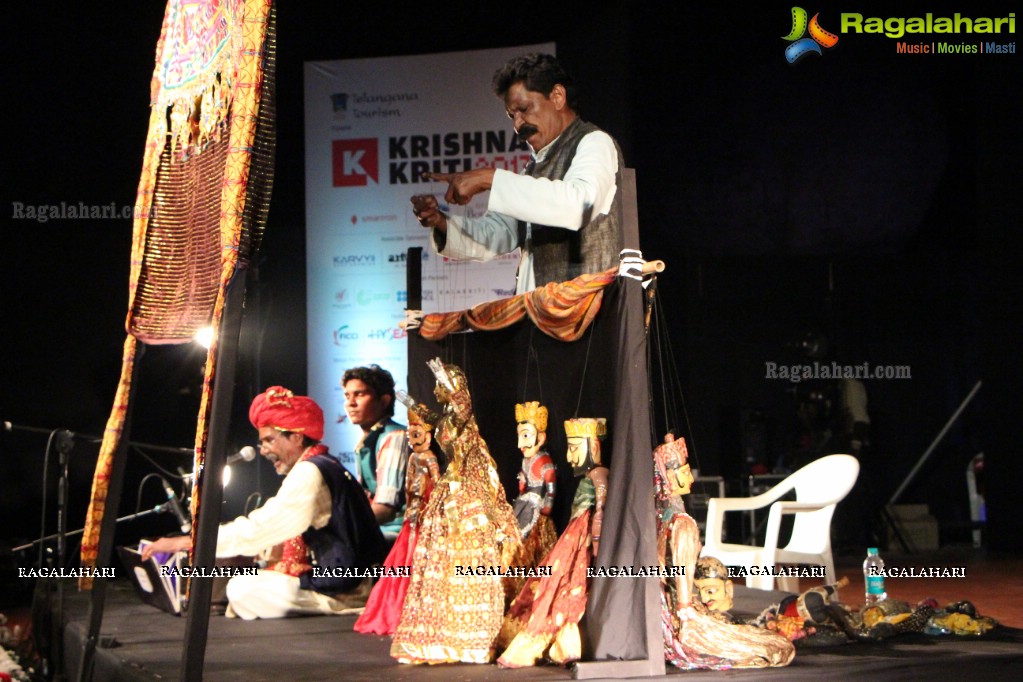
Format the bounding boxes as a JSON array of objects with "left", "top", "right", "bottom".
[
  {"left": 298, "top": 454, "right": 387, "bottom": 595},
  {"left": 522, "top": 119, "right": 624, "bottom": 286}
]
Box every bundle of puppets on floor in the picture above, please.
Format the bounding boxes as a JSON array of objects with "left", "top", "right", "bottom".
[{"left": 694, "top": 556, "right": 999, "bottom": 646}]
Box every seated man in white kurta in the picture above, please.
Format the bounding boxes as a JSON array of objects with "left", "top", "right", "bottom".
[
  {"left": 412, "top": 53, "right": 624, "bottom": 294},
  {"left": 143, "top": 386, "right": 385, "bottom": 619}
]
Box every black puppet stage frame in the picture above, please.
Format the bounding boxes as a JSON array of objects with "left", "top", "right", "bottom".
[{"left": 400, "top": 161, "right": 663, "bottom": 676}]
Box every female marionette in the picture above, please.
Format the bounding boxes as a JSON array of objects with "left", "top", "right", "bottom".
[
  {"left": 391, "top": 360, "right": 521, "bottom": 664},
  {"left": 354, "top": 393, "right": 440, "bottom": 635}
]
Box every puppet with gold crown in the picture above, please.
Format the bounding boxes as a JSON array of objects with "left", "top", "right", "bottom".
[
  {"left": 497, "top": 417, "right": 609, "bottom": 668},
  {"left": 391, "top": 361, "right": 521, "bottom": 664},
  {"left": 511, "top": 401, "right": 559, "bottom": 569}
]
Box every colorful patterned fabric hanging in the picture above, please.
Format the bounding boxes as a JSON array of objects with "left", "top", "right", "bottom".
[
  {"left": 419, "top": 268, "right": 618, "bottom": 342},
  {"left": 80, "top": 0, "right": 276, "bottom": 586}
]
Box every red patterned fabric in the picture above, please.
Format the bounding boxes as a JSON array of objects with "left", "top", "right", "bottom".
[
  {"left": 265, "top": 536, "right": 313, "bottom": 577},
  {"left": 248, "top": 386, "right": 325, "bottom": 441},
  {"left": 353, "top": 516, "right": 416, "bottom": 635},
  {"left": 356, "top": 453, "right": 438, "bottom": 635},
  {"left": 497, "top": 509, "right": 593, "bottom": 667}
]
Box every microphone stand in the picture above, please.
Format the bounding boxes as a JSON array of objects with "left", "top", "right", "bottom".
[
  {"left": 4, "top": 421, "right": 193, "bottom": 456},
  {"left": 54, "top": 430, "right": 74, "bottom": 682},
  {"left": 12, "top": 505, "right": 185, "bottom": 553},
  {"left": 15, "top": 501, "right": 179, "bottom": 682},
  {"left": 5, "top": 422, "right": 193, "bottom": 678},
  {"left": 17, "top": 503, "right": 179, "bottom": 682},
  {"left": 883, "top": 380, "right": 982, "bottom": 552}
]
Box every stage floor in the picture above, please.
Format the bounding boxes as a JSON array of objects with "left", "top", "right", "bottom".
[{"left": 60, "top": 581, "right": 1023, "bottom": 681}]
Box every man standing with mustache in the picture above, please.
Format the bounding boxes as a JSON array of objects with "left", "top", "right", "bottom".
[{"left": 412, "top": 53, "right": 624, "bottom": 294}]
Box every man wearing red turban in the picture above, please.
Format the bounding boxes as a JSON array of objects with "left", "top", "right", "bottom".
[{"left": 143, "top": 387, "right": 386, "bottom": 619}]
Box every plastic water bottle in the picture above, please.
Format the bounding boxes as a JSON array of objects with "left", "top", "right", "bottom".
[{"left": 863, "top": 547, "right": 887, "bottom": 605}]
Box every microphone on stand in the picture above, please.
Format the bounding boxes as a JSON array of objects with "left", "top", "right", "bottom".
[
  {"left": 178, "top": 446, "right": 257, "bottom": 485},
  {"left": 226, "top": 446, "right": 257, "bottom": 465},
  {"left": 221, "top": 446, "right": 257, "bottom": 489},
  {"left": 3, "top": 420, "right": 57, "bottom": 435},
  {"left": 159, "top": 477, "right": 192, "bottom": 534}
]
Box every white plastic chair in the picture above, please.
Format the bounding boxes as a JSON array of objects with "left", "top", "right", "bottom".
[{"left": 700, "top": 454, "right": 860, "bottom": 592}]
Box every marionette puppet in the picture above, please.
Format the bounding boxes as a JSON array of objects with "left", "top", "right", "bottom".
[
  {"left": 391, "top": 360, "right": 521, "bottom": 665},
  {"left": 355, "top": 392, "right": 439, "bottom": 635},
  {"left": 747, "top": 578, "right": 979, "bottom": 644},
  {"left": 654, "top": 434, "right": 795, "bottom": 670},
  {"left": 497, "top": 417, "right": 609, "bottom": 668},
  {"left": 693, "top": 556, "right": 736, "bottom": 616},
  {"left": 697, "top": 556, "right": 975, "bottom": 645},
  {"left": 511, "top": 401, "right": 559, "bottom": 568}
]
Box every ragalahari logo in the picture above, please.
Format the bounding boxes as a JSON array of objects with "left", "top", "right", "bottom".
[
  {"left": 783, "top": 7, "right": 839, "bottom": 63},
  {"left": 332, "top": 138, "right": 379, "bottom": 187}
]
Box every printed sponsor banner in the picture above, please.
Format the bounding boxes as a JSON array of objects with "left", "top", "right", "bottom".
[{"left": 305, "top": 44, "right": 553, "bottom": 465}]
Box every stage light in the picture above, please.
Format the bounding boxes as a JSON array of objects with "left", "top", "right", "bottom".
[
  {"left": 181, "top": 467, "right": 231, "bottom": 488},
  {"left": 194, "top": 326, "right": 214, "bottom": 349}
]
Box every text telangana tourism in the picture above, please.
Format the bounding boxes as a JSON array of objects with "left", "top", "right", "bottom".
[{"left": 840, "top": 13, "right": 1015, "bottom": 39}]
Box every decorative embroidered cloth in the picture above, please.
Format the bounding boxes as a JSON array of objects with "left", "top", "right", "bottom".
[
  {"left": 80, "top": 0, "right": 276, "bottom": 585},
  {"left": 419, "top": 267, "right": 618, "bottom": 342}
]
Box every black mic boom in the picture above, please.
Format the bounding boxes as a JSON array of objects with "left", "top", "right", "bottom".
[{"left": 160, "top": 477, "right": 192, "bottom": 534}]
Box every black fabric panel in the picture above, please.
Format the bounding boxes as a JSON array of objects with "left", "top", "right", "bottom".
[{"left": 586, "top": 276, "right": 659, "bottom": 662}]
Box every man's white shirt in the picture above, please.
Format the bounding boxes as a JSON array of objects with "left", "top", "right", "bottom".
[{"left": 440, "top": 129, "right": 618, "bottom": 294}]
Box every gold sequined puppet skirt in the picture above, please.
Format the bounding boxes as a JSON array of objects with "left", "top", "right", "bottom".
[{"left": 391, "top": 483, "right": 506, "bottom": 664}]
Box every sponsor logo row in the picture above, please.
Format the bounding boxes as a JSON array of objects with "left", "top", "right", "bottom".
[
  {"left": 332, "top": 250, "right": 431, "bottom": 268},
  {"left": 330, "top": 250, "right": 519, "bottom": 269},
  {"left": 332, "top": 324, "right": 407, "bottom": 346}
]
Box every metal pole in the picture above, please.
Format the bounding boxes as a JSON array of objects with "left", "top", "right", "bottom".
[
  {"left": 888, "top": 381, "right": 982, "bottom": 506},
  {"left": 76, "top": 344, "right": 146, "bottom": 682},
  {"left": 14, "top": 507, "right": 167, "bottom": 553},
  {"left": 181, "top": 272, "right": 247, "bottom": 682}
]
